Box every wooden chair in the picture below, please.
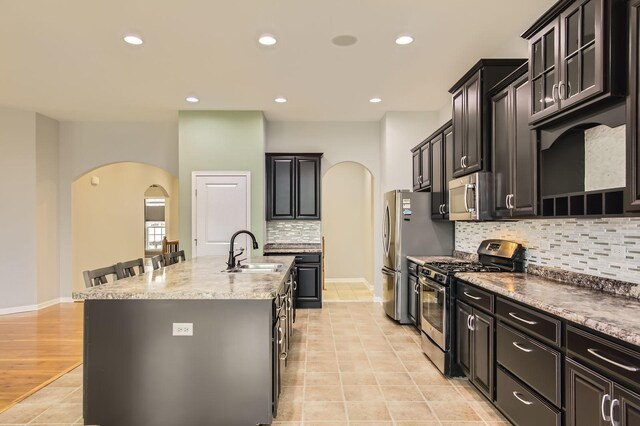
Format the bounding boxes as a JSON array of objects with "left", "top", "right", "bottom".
[
  {"left": 151, "top": 254, "right": 165, "bottom": 270},
  {"left": 116, "top": 258, "right": 145, "bottom": 279},
  {"left": 162, "top": 237, "right": 179, "bottom": 255},
  {"left": 83, "top": 265, "right": 118, "bottom": 288},
  {"left": 163, "top": 250, "right": 186, "bottom": 266}
]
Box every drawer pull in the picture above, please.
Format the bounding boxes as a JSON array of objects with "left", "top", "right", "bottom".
[
  {"left": 509, "top": 312, "right": 538, "bottom": 325},
  {"left": 512, "top": 342, "right": 533, "bottom": 353},
  {"left": 278, "top": 327, "right": 283, "bottom": 345},
  {"left": 587, "top": 348, "right": 640, "bottom": 372},
  {"left": 280, "top": 351, "right": 288, "bottom": 361},
  {"left": 513, "top": 391, "right": 534, "bottom": 406},
  {"left": 463, "top": 291, "right": 481, "bottom": 300},
  {"left": 611, "top": 398, "right": 620, "bottom": 426},
  {"left": 601, "top": 394, "right": 611, "bottom": 422}
]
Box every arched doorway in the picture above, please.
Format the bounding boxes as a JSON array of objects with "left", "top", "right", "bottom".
[
  {"left": 144, "top": 184, "right": 170, "bottom": 255},
  {"left": 321, "top": 161, "right": 374, "bottom": 301},
  {"left": 71, "top": 162, "right": 179, "bottom": 291}
]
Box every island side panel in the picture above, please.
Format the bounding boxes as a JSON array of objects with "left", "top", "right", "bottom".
[{"left": 83, "top": 299, "right": 274, "bottom": 426}]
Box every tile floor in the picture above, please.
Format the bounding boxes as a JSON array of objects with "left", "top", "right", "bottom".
[
  {"left": 0, "top": 302, "right": 509, "bottom": 425},
  {"left": 323, "top": 282, "right": 374, "bottom": 301}
]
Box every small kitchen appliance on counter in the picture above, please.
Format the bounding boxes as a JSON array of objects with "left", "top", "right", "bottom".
[{"left": 419, "top": 239, "right": 524, "bottom": 375}]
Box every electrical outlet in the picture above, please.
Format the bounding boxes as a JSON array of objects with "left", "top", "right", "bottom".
[
  {"left": 172, "top": 323, "right": 193, "bottom": 336},
  {"left": 611, "top": 245, "right": 626, "bottom": 258}
]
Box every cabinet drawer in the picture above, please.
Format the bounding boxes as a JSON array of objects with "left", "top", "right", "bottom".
[
  {"left": 496, "top": 298, "right": 561, "bottom": 347},
  {"left": 496, "top": 367, "right": 561, "bottom": 426},
  {"left": 408, "top": 262, "right": 418, "bottom": 276},
  {"left": 457, "top": 281, "right": 494, "bottom": 312},
  {"left": 567, "top": 326, "right": 640, "bottom": 392},
  {"left": 497, "top": 322, "right": 561, "bottom": 407},
  {"left": 294, "top": 254, "right": 321, "bottom": 263}
]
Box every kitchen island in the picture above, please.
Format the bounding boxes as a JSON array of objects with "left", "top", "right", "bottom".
[{"left": 73, "top": 255, "right": 295, "bottom": 426}]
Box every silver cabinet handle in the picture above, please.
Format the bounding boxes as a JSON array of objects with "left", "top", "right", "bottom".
[
  {"left": 280, "top": 351, "right": 288, "bottom": 360},
  {"left": 418, "top": 175, "right": 422, "bottom": 184},
  {"left": 513, "top": 391, "right": 533, "bottom": 406},
  {"left": 587, "top": 348, "right": 640, "bottom": 372},
  {"left": 293, "top": 281, "right": 297, "bottom": 290},
  {"left": 512, "top": 342, "right": 533, "bottom": 353},
  {"left": 611, "top": 398, "right": 620, "bottom": 426},
  {"left": 278, "top": 327, "right": 283, "bottom": 345},
  {"left": 508, "top": 312, "right": 538, "bottom": 325},
  {"left": 280, "top": 314, "right": 287, "bottom": 321},
  {"left": 468, "top": 314, "right": 475, "bottom": 331},
  {"left": 507, "top": 194, "right": 514, "bottom": 209},
  {"left": 552, "top": 83, "right": 559, "bottom": 103},
  {"left": 464, "top": 291, "right": 481, "bottom": 300},
  {"left": 558, "top": 80, "right": 566, "bottom": 100},
  {"left": 467, "top": 314, "right": 472, "bottom": 330},
  {"left": 462, "top": 155, "right": 467, "bottom": 168},
  {"left": 601, "top": 394, "right": 611, "bottom": 422},
  {"left": 460, "top": 156, "right": 464, "bottom": 168}
]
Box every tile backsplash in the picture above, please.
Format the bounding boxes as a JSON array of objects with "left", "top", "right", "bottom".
[
  {"left": 456, "top": 218, "right": 640, "bottom": 285},
  {"left": 266, "top": 220, "right": 322, "bottom": 244}
]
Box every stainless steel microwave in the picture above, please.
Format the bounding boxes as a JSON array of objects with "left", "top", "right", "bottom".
[{"left": 448, "top": 172, "right": 493, "bottom": 221}]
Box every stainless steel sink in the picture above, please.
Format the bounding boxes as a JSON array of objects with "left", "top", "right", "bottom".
[{"left": 227, "top": 263, "right": 283, "bottom": 273}]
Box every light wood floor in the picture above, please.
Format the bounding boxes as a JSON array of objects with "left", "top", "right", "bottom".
[
  {"left": 324, "top": 281, "right": 374, "bottom": 301},
  {"left": 0, "top": 302, "right": 83, "bottom": 413}
]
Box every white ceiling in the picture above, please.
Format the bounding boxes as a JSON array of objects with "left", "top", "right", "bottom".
[{"left": 0, "top": 0, "right": 557, "bottom": 122}]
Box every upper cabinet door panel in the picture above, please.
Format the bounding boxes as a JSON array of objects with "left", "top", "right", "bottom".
[
  {"left": 529, "top": 18, "right": 561, "bottom": 124},
  {"left": 492, "top": 88, "right": 512, "bottom": 218},
  {"left": 443, "top": 126, "right": 454, "bottom": 216},
  {"left": 296, "top": 157, "right": 320, "bottom": 219},
  {"left": 412, "top": 149, "right": 421, "bottom": 191},
  {"left": 430, "top": 135, "right": 444, "bottom": 217},
  {"left": 512, "top": 75, "right": 538, "bottom": 217},
  {"left": 452, "top": 88, "right": 466, "bottom": 177},
  {"left": 420, "top": 142, "right": 431, "bottom": 189},
  {"left": 629, "top": 0, "right": 640, "bottom": 212},
  {"left": 559, "top": 0, "right": 603, "bottom": 108},
  {"left": 268, "top": 157, "right": 296, "bottom": 219},
  {"left": 464, "top": 72, "right": 482, "bottom": 174}
]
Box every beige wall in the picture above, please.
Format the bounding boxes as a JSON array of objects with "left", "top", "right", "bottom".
[
  {"left": 72, "top": 162, "right": 179, "bottom": 291},
  {"left": 322, "top": 162, "right": 374, "bottom": 285},
  {"left": 36, "top": 114, "right": 60, "bottom": 304}
]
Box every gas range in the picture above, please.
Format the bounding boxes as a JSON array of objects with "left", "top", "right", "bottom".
[{"left": 420, "top": 261, "right": 504, "bottom": 284}]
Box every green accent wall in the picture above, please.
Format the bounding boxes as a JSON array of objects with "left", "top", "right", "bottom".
[{"left": 178, "top": 111, "right": 265, "bottom": 258}]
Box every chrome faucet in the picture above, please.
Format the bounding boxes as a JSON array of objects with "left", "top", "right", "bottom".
[{"left": 227, "top": 230, "right": 259, "bottom": 270}]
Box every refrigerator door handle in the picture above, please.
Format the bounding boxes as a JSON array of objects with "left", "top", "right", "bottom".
[{"left": 383, "top": 202, "right": 391, "bottom": 256}]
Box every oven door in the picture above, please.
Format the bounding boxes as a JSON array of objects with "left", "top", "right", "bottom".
[{"left": 420, "top": 276, "right": 447, "bottom": 351}]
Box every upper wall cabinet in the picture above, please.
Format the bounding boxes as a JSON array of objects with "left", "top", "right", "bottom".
[
  {"left": 449, "top": 59, "right": 527, "bottom": 179},
  {"left": 491, "top": 65, "right": 538, "bottom": 219},
  {"left": 522, "top": 0, "right": 626, "bottom": 127},
  {"left": 411, "top": 140, "right": 431, "bottom": 191},
  {"left": 266, "top": 153, "right": 322, "bottom": 220},
  {"left": 628, "top": 0, "right": 640, "bottom": 212}
]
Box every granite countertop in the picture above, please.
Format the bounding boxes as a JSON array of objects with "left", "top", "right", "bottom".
[
  {"left": 73, "top": 256, "right": 295, "bottom": 301},
  {"left": 263, "top": 243, "right": 322, "bottom": 254},
  {"left": 456, "top": 272, "right": 640, "bottom": 347},
  {"left": 407, "top": 255, "right": 470, "bottom": 266}
]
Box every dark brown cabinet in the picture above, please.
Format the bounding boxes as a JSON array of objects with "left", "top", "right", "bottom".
[
  {"left": 449, "top": 59, "right": 527, "bottom": 178},
  {"left": 491, "top": 66, "right": 538, "bottom": 218},
  {"left": 456, "top": 299, "right": 495, "bottom": 400},
  {"left": 408, "top": 267, "right": 419, "bottom": 327},
  {"left": 628, "top": 0, "right": 640, "bottom": 212},
  {"left": 428, "top": 122, "right": 454, "bottom": 219},
  {"left": 295, "top": 263, "right": 321, "bottom": 308},
  {"left": 266, "top": 154, "right": 322, "bottom": 220},
  {"left": 523, "top": 0, "right": 626, "bottom": 126},
  {"left": 411, "top": 140, "right": 431, "bottom": 191}
]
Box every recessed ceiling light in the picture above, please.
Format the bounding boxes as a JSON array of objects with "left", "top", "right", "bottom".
[
  {"left": 395, "top": 34, "right": 414, "bottom": 45},
  {"left": 332, "top": 35, "right": 358, "bottom": 47},
  {"left": 258, "top": 34, "right": 277, "bottom": 46},
  {"left": 185, "top": 96, "right": 199, "bottom": 103},
  {"left": 369, "top": 97, "right": 382, "bottom": 103},
  {"left": 123, "top": 34, "right": 144, "bottom": 45},
  {"left": 274, "top": 97, "right": 287, "bottom": 103}
]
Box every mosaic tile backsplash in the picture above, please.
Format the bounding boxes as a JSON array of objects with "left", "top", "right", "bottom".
[
  {"left": 456, "top": 218, "right": 640, "bottom": 285},
  {"left": 266, "top": 220, "right": 322, "bottom": 244}
]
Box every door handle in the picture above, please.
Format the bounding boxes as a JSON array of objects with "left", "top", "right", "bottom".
[
  {"left": 512, "top": 391, "right": 534, "bottom": 406},
  {"left": 462, "top": 155, "right": 467, "bottom": 168},
  {"left": 460, "top": 156, "right": 464, "bottom": 168},
  {"left": 508, "top": 312, "right": 538, "bottom": 325},
  {"left": 552, "top": 83, "right": 559, "bottom": 103},
  {"left": 601, "top": 394, "right": 611, "bottom": 422},
  {"left": 558, "top": 80, "right": 566, "bottom": 100},
  {"left": 610, "top": 398, "right": 620, "bottom": 426},
  {"left": 463, "top": 291, "right": 481, "bottom": 300},
  {"left": 512, "top": 342, "right": 533, "bottom": 353},
  {"left": 467, "top": 314, "right": 474, "bottom": 330}
]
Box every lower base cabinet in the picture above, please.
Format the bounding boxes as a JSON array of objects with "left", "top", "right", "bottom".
[{"left": 295, "top": 261, "right": 321, "bottom": 308}]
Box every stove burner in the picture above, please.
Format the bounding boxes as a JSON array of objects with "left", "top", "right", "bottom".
[{"left": 423, "top": 261, "right": 504, "bottom": 274}]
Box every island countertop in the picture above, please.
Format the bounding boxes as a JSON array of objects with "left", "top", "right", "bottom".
[
  {"left": 72, "top": 255, "right": 295, "bottom": 300},
  {"left": 455, "top": 272, "right": 640, "bottom": 347}
]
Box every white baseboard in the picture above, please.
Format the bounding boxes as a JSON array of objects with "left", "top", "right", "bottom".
[
  {"left": 325, "top": 278, "right": 373, "bottom": 291},
  {"left": 0, "top": 297, "right": 74, "bottom": 316},
  {"left": 373, "top": 296, "right": 383, "bottom": 304}
]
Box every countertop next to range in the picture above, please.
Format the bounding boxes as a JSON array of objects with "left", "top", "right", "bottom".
[
  {"left": 456, "top": 272, "right": 640, "bottom": 348},
  {"left": 263, "top": 243, "right": 322, "bottom": 254},
  {"left": 73, "top": 255, "right": 295, "bottom": 301}
]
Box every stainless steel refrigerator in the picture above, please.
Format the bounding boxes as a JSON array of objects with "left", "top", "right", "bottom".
[{"left": 382, "top": 190, "right": 453, "bottom": 323}]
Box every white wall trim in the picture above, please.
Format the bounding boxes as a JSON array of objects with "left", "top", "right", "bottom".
[
  {"left": 0, "top": 297, "right": 75, "bottom": 316},
  {"left": 191, "top": 171, "right": 252, "bottom": 258},
  {"left": 324, "top": 277, "right": 373, "bottom": 291}
]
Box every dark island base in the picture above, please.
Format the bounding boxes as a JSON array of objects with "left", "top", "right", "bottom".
[{"left": 83, "top": 299, "right": 274, "bottom": 426}]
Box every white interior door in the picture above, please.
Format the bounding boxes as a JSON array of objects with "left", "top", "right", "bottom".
[{"left": 193, "top": 173, "right": 250, "bottom": 258}]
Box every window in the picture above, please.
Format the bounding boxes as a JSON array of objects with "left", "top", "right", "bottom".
[{"left": 145, "top": 198, "right": 166, "bottom": 251}]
